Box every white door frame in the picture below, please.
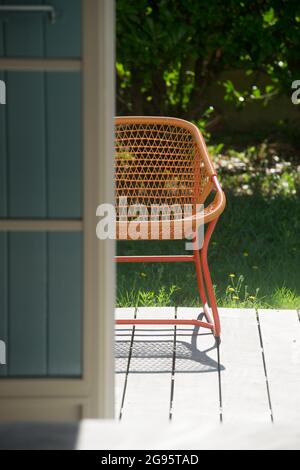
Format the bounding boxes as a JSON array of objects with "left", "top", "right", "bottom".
[
  {"left": 82, "top": 0, "right": 115, "bottom": 419},
  {"left": 0, "top": 0, "right": 115, "bottom": 420}
]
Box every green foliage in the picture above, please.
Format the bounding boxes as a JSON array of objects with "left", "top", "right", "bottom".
[
  {"left": 117, "top": 0, "right": 300, "bottom": 120},
  {"left": 210, "top": 141, "right": 300, "bottom": 197},
  {"left": 116, "top": 1, "right": 300, "bottom": 309},
  {"left": 224, "top": 274, "right": 262, "bottom": 308}
]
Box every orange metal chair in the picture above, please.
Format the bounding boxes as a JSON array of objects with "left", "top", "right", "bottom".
[{"left": 115, "top": 116, "right": 225, "bottom": 343}]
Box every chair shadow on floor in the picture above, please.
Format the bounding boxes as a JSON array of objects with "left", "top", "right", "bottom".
[{"left": 115, "top": 312, "right": 225, "bottom": 374}]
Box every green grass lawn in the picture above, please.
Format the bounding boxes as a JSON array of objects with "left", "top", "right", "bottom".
[
  {"left": 117, "top": 142, "right": 300, "bottom": 310},
  {"left": 117, "top": 194, "right": 300, "bottom": 309}
]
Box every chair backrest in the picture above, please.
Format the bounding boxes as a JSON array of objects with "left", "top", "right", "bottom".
[{"left": 115, "top": 116, "right": 215, "bottom": 218}]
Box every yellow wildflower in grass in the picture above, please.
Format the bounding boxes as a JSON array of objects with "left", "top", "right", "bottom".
[
  {"left": 140, "top": 272, "right": 147, "bottom": 278},
  {"left": 229, "top": 273, "right": 235, "bottom": 278},
  {"left": 228, "top": 287, "right": 235, "bottom": 292}
]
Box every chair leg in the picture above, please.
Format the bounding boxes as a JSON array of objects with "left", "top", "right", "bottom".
[
  {"left": 201, "top": 218, "right": 221, "bottom": 341},
  {"left": 193, "top": 246, "right": 213, "bottom": 324}
]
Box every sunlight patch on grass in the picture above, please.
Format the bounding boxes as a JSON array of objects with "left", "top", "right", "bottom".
[{"left": 268, "top": 287, "right": 300, "bottom": 309}]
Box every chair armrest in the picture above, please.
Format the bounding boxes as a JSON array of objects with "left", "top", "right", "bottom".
[{"left": 203, "top": 175, "right": 226, "bottom": 223}]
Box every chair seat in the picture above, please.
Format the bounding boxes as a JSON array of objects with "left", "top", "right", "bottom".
[
  {"left": 117, "top": 214, "right": 201, "bottom": 240},
  {"left": 116, "top": 184, "right": 225, "bottom": 240}
]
